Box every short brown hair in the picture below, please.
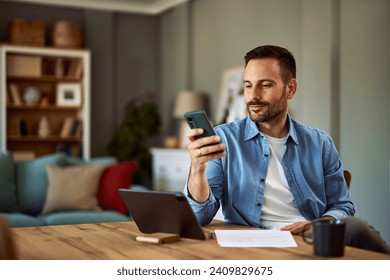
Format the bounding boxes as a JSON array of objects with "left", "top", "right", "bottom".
[{"left": 244, "top": 45, "right": 296, "bottom": 85}]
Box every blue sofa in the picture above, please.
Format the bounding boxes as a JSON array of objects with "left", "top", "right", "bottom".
[{"left": 0, "top": 152, "right": 142, "bottom": 227}]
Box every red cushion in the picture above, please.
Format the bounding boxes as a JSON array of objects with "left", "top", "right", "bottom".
[{"left": 97, "top": 161, "right": 138, "bottom": 214}]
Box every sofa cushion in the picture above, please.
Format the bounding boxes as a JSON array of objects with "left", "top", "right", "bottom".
[
  {"left": 97, "top": 161, "right": 138, "bottom": 214},
  {"left": 0, "top": 213, "right": 46, "bottom": 227},
  {"left": 16, "top": 152, "right": 68, "bottom": 215},
  {"left": 39, "top": 210, "right": 131, "bottom": 226},
  {"left": 0, "top": 152, "right": 19, "bottom": 212},
  {"left": 42, "top": 164, "right": 106, "bottom": 214}
]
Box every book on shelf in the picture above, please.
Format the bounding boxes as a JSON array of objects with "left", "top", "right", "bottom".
[
  {"left": 60, "top": 117, "right": 82, "bottom": 137},
  {"left": 9, "top": 83, "right": 22, "bottom": 105},
  {"left": 67, "top": 59, "right": 83, "bottom": 79},
  {"left": 60, "top": 117, "right": 75, "bottom": 137},
  {"left": 70, "top": 118, "right": 82, "bottom": 137}
]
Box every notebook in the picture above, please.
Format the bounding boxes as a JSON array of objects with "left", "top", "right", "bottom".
[{"left": 119, "top": 189, "right": 206, "bottom": 240}]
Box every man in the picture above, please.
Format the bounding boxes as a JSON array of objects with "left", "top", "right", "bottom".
[{"left": 184, "top": 45, "right": 390, "bottom": 254}]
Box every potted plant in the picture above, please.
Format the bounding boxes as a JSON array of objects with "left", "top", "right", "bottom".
[{"left": 107, "top": 93, "right": 160, "bottom": 187}]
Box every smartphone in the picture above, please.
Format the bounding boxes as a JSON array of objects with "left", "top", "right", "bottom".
[{"left": 184, "top": 110, "right": 216, "bottom": 139}]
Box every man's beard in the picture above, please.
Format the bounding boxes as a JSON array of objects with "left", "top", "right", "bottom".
[{"left": 246, "top": 88, "right": 288, "bottom": 124}]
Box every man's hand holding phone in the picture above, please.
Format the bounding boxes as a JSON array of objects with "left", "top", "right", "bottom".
[
  {"left": 184, "top": 110, "right": 226, "bottom": 162},
  {"left": 187, "top": 128, "right": 226, "bottom": 162},
  {"left": 184, "top": 110, "right": 226, "bottom": 203}
]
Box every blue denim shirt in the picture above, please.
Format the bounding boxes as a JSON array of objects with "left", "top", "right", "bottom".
[{"left": 184, "top": 115, "right": 355, "bottom": 227}]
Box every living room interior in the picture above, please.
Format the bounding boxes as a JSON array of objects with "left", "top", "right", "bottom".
[{"left": 0, "top": 0, "right": 389, "bottom": 248}]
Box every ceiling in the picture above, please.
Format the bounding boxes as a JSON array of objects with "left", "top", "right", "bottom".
[{"left": 1, "top": 0, "right": 190, "bottom": 15}]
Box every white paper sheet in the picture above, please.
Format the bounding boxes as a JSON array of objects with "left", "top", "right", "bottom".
[{"left": 215, "top": 230, "right": 298, "bottom": 247}]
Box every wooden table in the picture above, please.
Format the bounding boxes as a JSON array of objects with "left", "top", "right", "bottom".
[{"left": 11, "top": 221, "right": 390, "bottom": 260}]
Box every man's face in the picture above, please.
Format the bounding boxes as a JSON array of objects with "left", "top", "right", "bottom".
[{"left": 243, "top": 58, "right": 291, "bottom": 124}]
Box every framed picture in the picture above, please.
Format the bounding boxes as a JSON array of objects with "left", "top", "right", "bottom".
[
  {"left": 56, "top": 83, "right": 82, "bottom": 107},
  {"left": 216, "top": 66, "right": 246, "bottom": 124}
]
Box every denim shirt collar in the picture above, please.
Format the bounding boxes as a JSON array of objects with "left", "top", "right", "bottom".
[{"left": 243, "top": 114, "right": 299, "bottom": 145}]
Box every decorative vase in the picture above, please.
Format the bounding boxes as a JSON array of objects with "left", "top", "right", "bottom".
[{"left": 38, "top": 116, "right": 50, "bottom": 137}]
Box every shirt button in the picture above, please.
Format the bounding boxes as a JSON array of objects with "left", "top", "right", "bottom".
[
  {"left": 264, "top": 154, "right": 269, "bottom": 157},
  {"left": 260, "top": 178, "right": 265, "bottom": 183},
  {"left": 257, "top": 203, "right": 261, "bottom": 207}
]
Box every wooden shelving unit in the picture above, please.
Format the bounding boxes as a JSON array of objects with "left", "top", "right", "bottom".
[{"left": 0, "top": 44, "right": 90, "bottom": 159}]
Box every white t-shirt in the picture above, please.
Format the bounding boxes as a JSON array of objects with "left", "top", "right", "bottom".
[{"left": 260, "top": 134, "right": 306, "bottom": 229}]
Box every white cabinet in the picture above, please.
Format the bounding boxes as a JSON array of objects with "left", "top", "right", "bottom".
[
  {"left": 150, "top": 148, "right": 190, "bottom": 192},
  {"left": 0, "top": 44, "right": 90, "bottom": 159}
]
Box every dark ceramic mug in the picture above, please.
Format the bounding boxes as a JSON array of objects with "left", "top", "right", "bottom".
[{"left": 302, "top": 219, "right": 346, "bottom": 257}]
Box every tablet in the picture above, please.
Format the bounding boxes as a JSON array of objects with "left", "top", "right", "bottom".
[{"left": 119, "top": 189, "right": 206, "bottom": 240}]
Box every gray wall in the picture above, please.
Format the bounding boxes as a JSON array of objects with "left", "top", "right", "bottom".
[
  {"left": 83, "top": 11, "right": 160, "bottom": 156},
  {"left": 159, "top": 3, "right": 191, "bottom": 136},
  {"left": 1, "top": 0, "right": 389, "bottom": 243},
  {"left": 160, "top": 0, "right": 390, "bottom": 243},
  {"left": 339, "top": 0, "right": 390, "bottom": 244}
]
